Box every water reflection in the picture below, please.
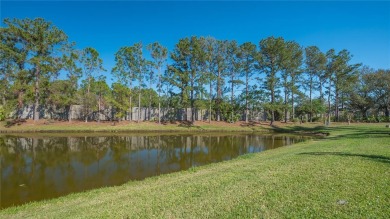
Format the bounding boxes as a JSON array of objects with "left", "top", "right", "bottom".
[{"left": 0, "top": 133, "right": 305, "bottom": 209}]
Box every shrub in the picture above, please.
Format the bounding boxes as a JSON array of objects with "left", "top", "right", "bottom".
[
  {"left": 291, "top": 118, "right": 299, "bottom": 123},
  {"left": 311, "top": 116, "right": 322, "bottom": 122},
  {"left": 377, "top": 116, "right": 390, "bottom": 123},
  {"left": 367, "top": 115, "right": 376, "bottom": 123},
  {"left": 0, "top": 106, "right": 5, "bottom": 121}
]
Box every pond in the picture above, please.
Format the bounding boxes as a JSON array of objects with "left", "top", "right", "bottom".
[{"left": 0, "top": 133, "right": 306, "bottom": 209}]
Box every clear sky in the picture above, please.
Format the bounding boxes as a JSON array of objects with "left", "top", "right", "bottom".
[{"left": 1, "top": 1, "right": 390, "bottom": 84}]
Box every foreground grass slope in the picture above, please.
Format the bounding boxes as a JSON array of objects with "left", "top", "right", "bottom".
[{"left": 1, "top": 124, "right": 389, "bottom": 218}]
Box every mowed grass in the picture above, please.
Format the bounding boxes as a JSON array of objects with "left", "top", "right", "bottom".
[
  {"left": 0, "top": 124, "right": 389, "bottom": 218},
  {"left": 0, "top": 120, "right": 271, "bottom": 133}
]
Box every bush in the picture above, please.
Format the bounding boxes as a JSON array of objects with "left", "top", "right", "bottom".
[
  {"left": 367, "top": 115, "right": 376, "bottom": 123},
  {"left": 291, "top": 118, "right": 299, "bottom": 123},
  {"left": 311, "top": 116, "right": 322, "bottom": 122},
  {"left": 0, "top": 106, "right": 5, "bottom": 121},
  {"left": 377, "top": 116, "right": 390, "bottom": 123}
]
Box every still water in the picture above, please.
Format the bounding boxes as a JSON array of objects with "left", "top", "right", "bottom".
[{"left": 0, "top": 133, "right": 306, "bottom": 209}]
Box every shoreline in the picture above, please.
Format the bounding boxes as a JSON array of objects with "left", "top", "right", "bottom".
[
  {"left": 0, "top": 119, "right": 356, "bottom": 134},
  {"left": 0, "top": 119, "right": 276, "bottom": 134}
]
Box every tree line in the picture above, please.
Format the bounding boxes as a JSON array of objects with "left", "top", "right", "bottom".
[{"left": 1, "top": 18, "right": 389, "bottom": 124}]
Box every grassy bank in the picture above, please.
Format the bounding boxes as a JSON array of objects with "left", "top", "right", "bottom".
[
  {"left": 1, "top": 124, "right": 389, "bottom": 218},
  {"left": 0, "top": 120, "right": 272, "bottom": 133}
]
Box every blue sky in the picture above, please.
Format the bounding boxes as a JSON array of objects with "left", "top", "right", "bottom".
[{"left": 1, "top": 1, "right": 390, "bottom": 84}]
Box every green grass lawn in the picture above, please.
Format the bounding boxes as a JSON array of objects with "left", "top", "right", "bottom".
[
  {"left": 1, "top": 124, "right": 389, "bottom": 218},
  {"left": 0, "top": 120, "right": 271, "bottom": 133}
]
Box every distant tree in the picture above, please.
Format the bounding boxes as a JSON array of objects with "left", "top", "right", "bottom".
[
  {"left": 347, "top": 66, "right": 375, "bottom": 120},
  {"left": 61, "top": 45, "right": 82, "bottom": 121},
  {"left": 130, "top": 42, "right": 146, "bottom": 123},
  {"left": 203, "top": 37, "right": 218, "bottom": 123},
  {"left": 304, "top": 46, "right": 326, "bottom": 122},
  {"left": 238, "top": 42, "right": 257, "bottom": 123},
  {"left": 296, "top": 98, "right": 326, "bottom": 123},
  {"left": 94, "top": 75, "right": 111, "bottom": 122},
  {"left": 325, "top": 49, "right": 336, "bottom": 124},
  {"left": 168, "top": 38, "right": 191, "bottom": 120},
  {"left": 46, "top": 79, "right": 74, "bottom": 119},
  {"left": 80, "top": 47, "right": 105, "bottom": 122},
  {"left": 226, "top": 41, "right": 242, "bottom": 123},
  {"left": 1, "top": 20, "right": 32, "bottom": 118},
  {"left": 257, "top": 37, "right": 286, "bottom": 125},
  {"left": 147, "top": 42, "right": 167, "bottom": 124},
  {"left": 3, "top": 18, "right": 68, "bottom": 121},
  {"left": 237, "top": 84, "right": 268, "bottom": 119},
  {"left": 0, "top": 27, "right": 12, "bottom": 107},
  {"left": 208, "top": 39, "right": 229, "bottom": 121},
  {"left": 161, "top": 68, "right": 175, "bottom": 110},
  {"left": 281, "top": 41, "right": 303, "bottom": 123},
  {"left": 111, "top": 83, "right": 130, "bottom": 120},
  {"left": 368, "top": 69, "right": 390, "bottom": 118},
  {"left": 326, "top": 49, "right": 360, "bottom": 122},
  {"left": 112, "top": 46, "right": 140, "bottom": 121}
]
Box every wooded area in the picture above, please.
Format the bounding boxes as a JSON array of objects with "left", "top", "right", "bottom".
[{"left": 1, "top": 18, "right": 389, "bottom": 124}]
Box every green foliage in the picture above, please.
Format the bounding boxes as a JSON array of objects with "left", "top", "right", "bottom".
[
  {"left": 304, "top": 46, "right": 326, "bottom": 97},
  {"left": 291, "top": 118, "right": 299, "bottom": 123},
  {"left": 295, "top": 98, "right": 326, "bottom": 118},
  {"left": 46, "top": 80, "right": 75, "bottom": 107},
  {"left": 3, "top": 17, "right": 69, "bottom": 120},
  {"left": 1, "top": 17, "right": 389, "bottom": 123},
  {"left": 377, "top": 116, "right": 390, "bottom": 123},
  {"left": 0, "top": 106, "right": 5, "bottom": 121},
  {"left": 111, "top": 83, "right": 130, "bottom": 119},
  {"left": 131, "top": 88, "right": 158, "bottom": 107},
  {"left": 218, "top": 101, "right": 242, "bottom": 123}
]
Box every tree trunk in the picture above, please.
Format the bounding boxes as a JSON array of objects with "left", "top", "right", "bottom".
[
  {"left": 319, "top": 80, "right": 324, "bottom": 121},
  {"left": 327, "top": 80, "right": 332, "bottom": 125},
  {"left": 85, "top": 76, "right": 91, "bottom": 123},
  {"left": 309, "top": 76, "right": 313, "bottom": 123},
  {"left": 191, "top": 76, "right": 194, "bottom": 123},
  {"left": 158, "top": 68, "right": 161, "bottom": 124},
  {"left": 149, "top": 76, "right": 152, "bottom": 121},
  {"left": 149, "top": 93, "right": 151, "bottom": 121},
  {"left": 129, "top": 95, "right": 132, "bottom": 121},
  {"left": 245, "top": 72, "right": 249, "bottom": 123},
  {"left": 129, "top": 81, "right": 132, "bottom": 121},
  {"left": 2, "top": 89, "right": 5, "bottom": 106},
  {"left": 231, "top": 74, "right": 234, "bottom": 123},
  {"left": 217, "top": 70, "right": 221, "bottom": 122},
  {"left": 291, "top": 76, "right": 295, "bottom": 120},
  {"left": 270, "top": 68, "right": 275, "bottom": 126},
  {"left": 85, "top": 105, "right": 88, "bottom": 123},
  {"left": 284, "top": 87, "right": 288, "bottom": 123},
  {"left": 34, "top": 66, "right": 40, "bottom": 121},
  {"left": 271, "top": 87, "right": 275, "bottom": 125},
  {"left": 68, "top": 105, "right": 72, "bottom": 123},
  {"left": 158, "top": 102, "right": 161, "bottom": 124},
  {"left": 335, "top": 87, "right": 339, "bottom": 122},
  {"left": 209, "top": 82, "right": 212, "bottom": 123},
  {"left": 98, "top": 93, "right": 101, "bottom": 123},
  {"left": 138, "top": 91, "right": 141, "bottom": 123},
  {"left": 291, "top": 92, "right": 295, "bottom": 120}
]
